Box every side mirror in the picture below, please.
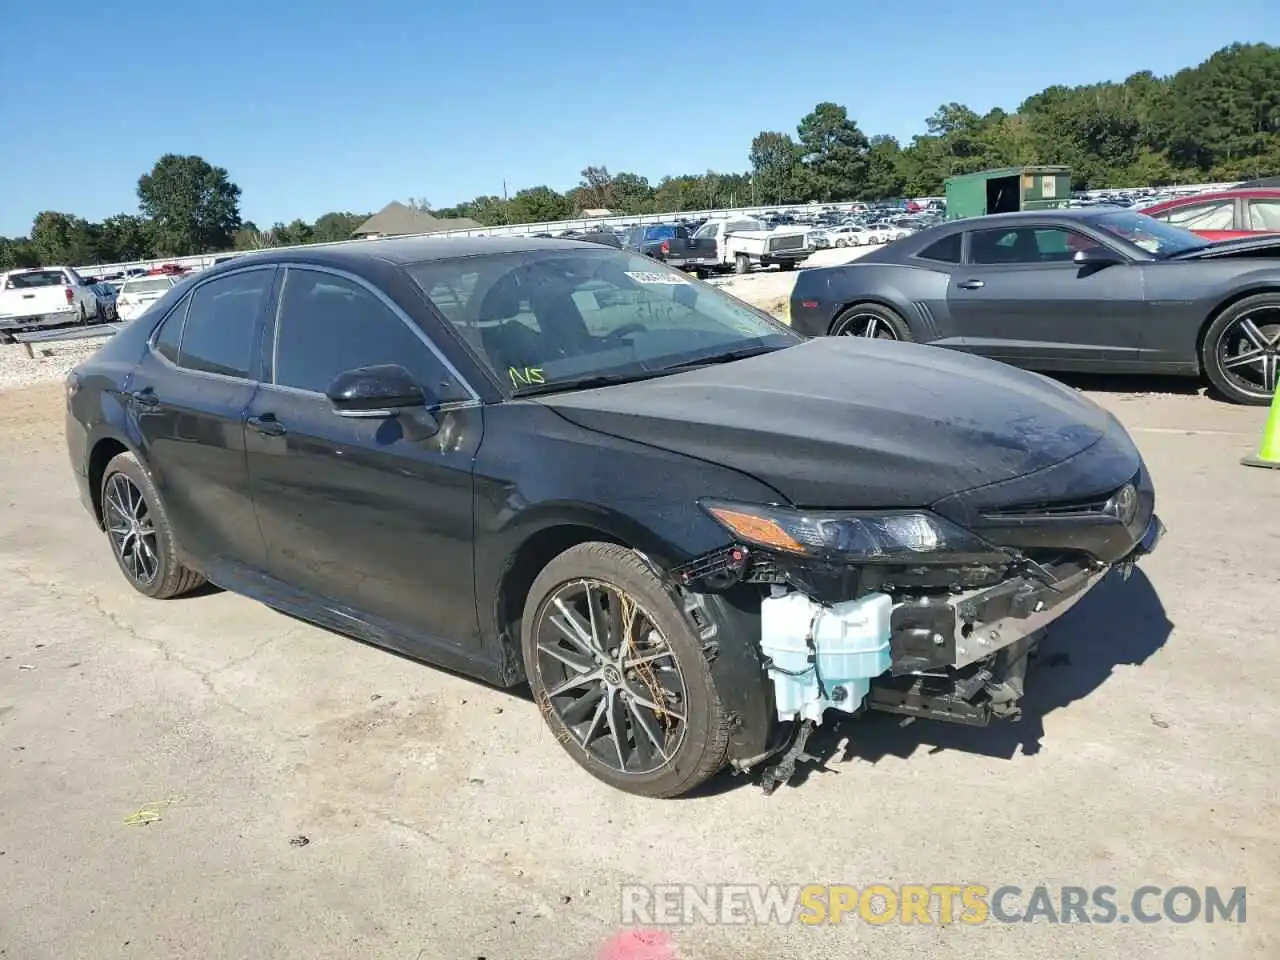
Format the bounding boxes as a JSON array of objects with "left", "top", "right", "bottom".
[
  {"left": 1072, "top": 247, "right": 1122, "bottom": 267},
  {"left": 326, "top": 364, "right": 430, "bottom": 418}
]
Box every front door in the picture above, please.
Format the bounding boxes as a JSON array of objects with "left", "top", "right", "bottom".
[
  {"left": 122, "top": 267, "right": 276, "bottom": 570},
  {"left": 947, "top": 224, "right": 1144, "bottom": 371},
  {"left": 243, "top": 266, "right": 482, "bottom": 653}
]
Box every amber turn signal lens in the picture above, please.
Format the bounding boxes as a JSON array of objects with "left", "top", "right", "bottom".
[{"left": 706, "top": 506, "right": 805, "bottom": 553}]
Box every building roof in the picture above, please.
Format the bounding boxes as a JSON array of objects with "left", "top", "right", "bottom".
[{"left": 351, "top": 201, "right": 483, "bottom": 237}]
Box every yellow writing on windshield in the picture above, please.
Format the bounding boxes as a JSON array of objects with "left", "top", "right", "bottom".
[{"left": 509, "top": 366, "right": 545, "bottom": 387}]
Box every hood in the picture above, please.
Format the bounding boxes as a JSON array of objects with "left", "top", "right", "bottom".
[
  {"left": 537, "top": 337, "right": 1114, "bottom": 509},
  {"left": 1169, "top": 233, "right": 1280, "bottom": 260}
]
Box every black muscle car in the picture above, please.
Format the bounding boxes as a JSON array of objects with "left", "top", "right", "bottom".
[{"left": 789, "top": 209, "right": 1280, "bottom": 404}]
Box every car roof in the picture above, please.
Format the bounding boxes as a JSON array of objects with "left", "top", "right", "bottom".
[
  {"left": 227, "top": 234, "right": 604, "bottom": 270},
  {"left": 1141, "top": 188, "right": 1280, "bottom": 210},
  {"left": 945, "top": 208, "right": 1108, "bottom": 227}
]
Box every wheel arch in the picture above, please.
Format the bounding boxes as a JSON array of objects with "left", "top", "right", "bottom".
[
  {"left": 495, "top": 514, "right": 776, "bottom": 767},
  {"left": 86, "top": 431, "right": 136, "bottom": 529},
  {"left": 1196, "top": 284, "right": 1280, "bottom": 373},
  {"left": 490, "top": 509, "right": 685, "bottom": 687},
  {"left": 829, "top": 296, "right": 911, "bottom": 336}
]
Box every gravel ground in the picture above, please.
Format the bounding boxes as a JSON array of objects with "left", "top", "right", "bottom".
[
  {"left": 0, "top": 339, "right": 107, "bottom": 390},
  {"left": 713, "top": 244, "right": 873, "bottom": 318},
  {"left": 1, "top": 381, "right": 1274, "bottom": 960}
]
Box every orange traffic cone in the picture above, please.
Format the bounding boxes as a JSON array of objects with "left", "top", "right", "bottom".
[{"left": 1242, "top": 386, "right": 1280, "bottom": 469}]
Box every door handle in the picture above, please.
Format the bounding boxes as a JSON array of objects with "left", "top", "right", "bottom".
[
  {"left": 129, "top": 387, "right": 160, "bottom": 408},
  {"left": 247, "top": 414, "right": 287, "bottom": 437},
  {"left": 957, "top": 279, "right": 985, "bottom": 290}
]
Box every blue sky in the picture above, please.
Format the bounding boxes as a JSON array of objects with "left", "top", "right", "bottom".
[{"left": 1, "top": 0, "right": 1274, "bottom": 236}]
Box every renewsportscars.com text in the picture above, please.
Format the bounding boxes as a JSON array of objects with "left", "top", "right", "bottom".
[{"left": 620, "top": 883, "right": 1247, "bottom": 926}]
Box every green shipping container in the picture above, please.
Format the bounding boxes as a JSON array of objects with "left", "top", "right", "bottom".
[{"left": 944, "top": 166, "right": 1072, "bottom": 219}]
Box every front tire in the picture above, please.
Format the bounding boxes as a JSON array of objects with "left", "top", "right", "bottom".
[
  {"left": 521, "top": 542, "right": 730, "bottom": 798},
  {"left": 830, "top": 302, "right": 913, "bottom": 340},
  {"left": 1201, "top": 294, "right": 1280, "bottom": 405},
  {"left": 100, "top": 451, "right": 206, "bottom": 599}
]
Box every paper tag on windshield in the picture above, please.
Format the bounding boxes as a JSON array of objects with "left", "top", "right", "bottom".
[{"left": 625, "top": 271, "right": 688, "bottom": 285}]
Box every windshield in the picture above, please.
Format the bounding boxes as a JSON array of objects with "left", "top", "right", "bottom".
[
  {"left": 408, "top": 248, "right": 797, "bottom": 394},
  {"left": 1091, "top": 211, "right": 1208, "bottom": 258}
]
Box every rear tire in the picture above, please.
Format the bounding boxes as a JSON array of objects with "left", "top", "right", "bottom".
[
  {"left": 521, "top": 542, "right": 730, "bottom": 798},
  {"left": 78, "top": 304, "right": 88, "bottom": 325},
  {"left": 734, "top": 253, "right": 751, "bottom": 275},
  {"left": 1201, "top": 294, "right": 1280, "bottom": 405},
  {"left": 830, "top": 302, "right": 913, "bottom": 341},
  {"left": 100, "top": 451, "right": 207, "bottom": 599}
]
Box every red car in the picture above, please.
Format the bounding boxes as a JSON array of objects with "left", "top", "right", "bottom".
[{"left": 1140, "top": 188, "right": 1280, "bottom": 241}]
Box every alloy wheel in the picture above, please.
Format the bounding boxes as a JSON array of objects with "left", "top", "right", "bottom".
[
  {"left": 104, "top": 473, "right": 159, "bottom": 585},
  {"left": 1217, "top": 307, "right": 1280, "bottom": 397},
  {"left": 535, "top": 579, "right": 688, "bottom": 776},
  {"left": 838, "top": 313, "right": 899, "bottom": 339}
]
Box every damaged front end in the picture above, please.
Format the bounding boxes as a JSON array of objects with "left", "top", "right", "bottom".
[{"left": 671, "top": 484, "right": 1163, "bottom": 789}]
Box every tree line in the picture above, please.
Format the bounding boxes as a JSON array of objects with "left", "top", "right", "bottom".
[{"left": 3, "top": 42, "right": 1276, "bottom": 269}]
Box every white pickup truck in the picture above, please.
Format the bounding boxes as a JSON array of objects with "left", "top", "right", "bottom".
[
  {"left": 679, "top": 217, "right": 811, "bottom": 276},
  {"left": 0, "top": 267, "right": 100, "bottom": 341}
]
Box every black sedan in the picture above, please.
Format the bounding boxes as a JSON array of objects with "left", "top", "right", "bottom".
[
  {"left": 65, "top": 238, "right": 1162, "bottom": 798},
  {"left": 790, "top": 209, "right": 1280, "bottom": 404}
]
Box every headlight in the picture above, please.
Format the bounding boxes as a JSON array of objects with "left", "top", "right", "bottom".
[{"left": 700, "top": 500, "right": 1010, "bottom": 565}]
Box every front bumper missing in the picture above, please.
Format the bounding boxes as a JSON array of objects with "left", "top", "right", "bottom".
[
  {"left": 869, "top": 513, "right": 1164, "bottom": 726},
  {"left": 868, "top": 632, "right": 1040, "bottom": 726},
  {"left": 674, "top": 513, "right": 1164, "bottom": 737},
  {"left": 890, "top": 513, "right": 1164, "bottom": 674}
]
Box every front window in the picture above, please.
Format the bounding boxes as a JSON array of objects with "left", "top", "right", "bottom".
[
  {"left": 1091, "top": 211, "right": 1208, "bottom": 257},
  {"left": 407, "top": 249, "right": 797, "bottom": 394},
  {"left": 692, "top": 221, "right": 719, "bottom": 239}
]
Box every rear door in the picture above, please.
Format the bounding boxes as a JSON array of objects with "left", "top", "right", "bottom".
[
  {"left": 243, "top": 265, "right": 483, "bottom": 652},
  {"left": 122, "top": 266, "right": 276, "bottom": 570},
  {"left": 947, "top": 224, "right": 1144, "bottom": 370},
  {"left": 1245, "top": 197, "right": 1280, "bottom": 234}
]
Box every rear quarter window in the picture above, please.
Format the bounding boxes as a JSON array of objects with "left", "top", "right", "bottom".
[{"left": 916, "top": 233, "right": 961, "bottom": 263}]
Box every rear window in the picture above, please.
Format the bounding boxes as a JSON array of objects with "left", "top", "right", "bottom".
[
  {"left": 124, "top": 278, "right": 175, "bottom": 294},
  {"left": 5, "top": 270, "right": 66, "bottom": 290},
  {"left": 645, "top": 225, "right": 676, "bottom": 240}
]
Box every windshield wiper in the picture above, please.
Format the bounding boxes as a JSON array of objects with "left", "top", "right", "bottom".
[
  {"left": 512, "top": 370, "right": 665, "bottom": 397},
  {"left": 660, "top": 344, "right": 782, "bottom": 372}
]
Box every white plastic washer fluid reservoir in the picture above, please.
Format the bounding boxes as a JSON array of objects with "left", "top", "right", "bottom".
[{"left": 759, "top": 589, "right": 893, "bottom": 723}]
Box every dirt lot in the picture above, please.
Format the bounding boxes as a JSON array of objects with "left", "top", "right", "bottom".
[{"left": 1, "top": 282, "right": 1277, "bottom": 958}]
